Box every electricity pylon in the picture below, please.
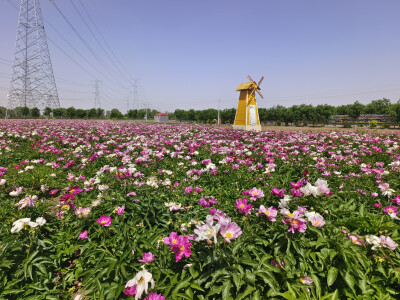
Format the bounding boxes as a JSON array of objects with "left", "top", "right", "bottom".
[{"left": 8, "top": 0, "right": 60, "bottom": 110}]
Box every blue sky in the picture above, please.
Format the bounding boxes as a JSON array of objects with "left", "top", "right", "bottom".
[{"left": 1, "top": 0, "right": 400, "bottom": 112}]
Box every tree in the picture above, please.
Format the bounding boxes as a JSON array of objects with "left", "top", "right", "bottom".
[
  {"left": 96, "top": 108, "right": 104, "bottom": 118},
  {"left": 87, "top": 108, "right": 97, "bottom": 119},
  {"left": 44, "top": 107, "right": 52, "bottom": 118},
  {"left": 30, "top": 107, "right": 40, "bottom": 118},
  {"left": 127, "top": 109, "right": 138, "bottom": 119},
  {"left": 110, "top": 108, "right": 123, "bottom": 119},
  {"left": 21, "top": 106, "right": 30, "bottom": 119},
  {"left": 76, "top": 109, "right": 87, "bottom": 119},
  {"left": 348, "top": 101, "right": 364, "bottom": 119},
  {"left": 66, "top": 107, "right": 76, "bottom": 119},
  {"left": 365, "top": 98, "right": 391, "bottom": 114}
]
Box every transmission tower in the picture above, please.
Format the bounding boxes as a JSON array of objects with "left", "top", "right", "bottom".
[
  {"left": 8, "top": 0, "right": 60, "bottom": 110},
  {"left": 94, "top": 80, "right": 101, "bottom": 108},
  {"left": 133, "top": 79, "right": 139, "bottom": 110}
]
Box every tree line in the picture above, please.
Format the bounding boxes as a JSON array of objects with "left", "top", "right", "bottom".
[{"left": 1, "top": 98, "right": 400, "bottom": 124}]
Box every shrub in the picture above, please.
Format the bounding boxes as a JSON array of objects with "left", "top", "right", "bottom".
[
  {"left": 343, "top": 122, "right": 352, "bottom": 128},
  {"left": 370, "top": 120, "right": 378, "bottom": 128}
]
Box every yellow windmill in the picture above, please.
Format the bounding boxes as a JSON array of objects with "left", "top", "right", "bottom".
[{"left": 233, "top": 75, "right": 264, "bottom": 131}]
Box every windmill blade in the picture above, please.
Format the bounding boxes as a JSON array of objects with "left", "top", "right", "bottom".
[
  {"left": 257, "top": 76, "right": 264, "bottom": 87},
  {"left": 247, "top": 75, "right": 256, "bottom": 85},
  {"left": 256, "top": 89, "right": 264, "bottom": 99}
]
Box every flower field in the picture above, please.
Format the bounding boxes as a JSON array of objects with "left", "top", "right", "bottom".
[{"left": 1, "top": 120, "right": 400, "bottom": 299}]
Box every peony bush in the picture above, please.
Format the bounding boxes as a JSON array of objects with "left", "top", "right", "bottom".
[{"left": 0, "top": 120, "right": 400, "bottom": 299}]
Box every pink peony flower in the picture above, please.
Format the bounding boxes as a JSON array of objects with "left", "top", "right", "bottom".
[
  {"left": 383, "top": 206, "right": 398, "bottom": 215},
  {"left": 281, "top": 209, "right": 307, "bottom": 233},
  {"left": 374, "top": 203, "right": 382, "bottom": 208},
  {"left": 309, "top": 214, "right": 326, "bottom": 227},
  {"left": 145, "top": 293, "right": 165, "bottom": 300},
  {"left": 79, "top": 230, "right": 88, "bottom": 239},
  {"left": 123, "top": 285, "right": 137, "bottom": 296},
  {"left": 138, "top": 252, "right": 155, "bottom": 263},
  {"left": 220, "top": 222, "right": 242, "bottom": 243},
  {"left": 271, "top": 187, "right": 285, "bottom": 197},
  {"left": 235, "top": 198, "right": 253, "bottom": 215},
  {"left": 380, "top": 235, "right": 398, "bottom": 251},
  {"left": 96, "top": 216, "right": 112, "bottom": 227},
  {"left": 299, "top": 276, "right": 314, "bottom": 285},
  {"left": 247, "top": 187, "right": 264, "bottom": 201},
  {"left": 185, "top": 186, "right": 193, "bottom": 194},
  {"left": 257, "top": 205, "right": 278, "bottom": 222},
  {"left": 115, "top": 206, "right": 125, "bottom": 215},
  {"left": 348, "top": 234, "right": 365, "bottom": 246},
  {"left": 391, "top": 195, "right": 400, "bottom": 205}
]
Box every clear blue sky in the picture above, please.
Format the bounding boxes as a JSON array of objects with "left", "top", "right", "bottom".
[{"left": 1, "top": 0, "right": 400, "bottom": 113}]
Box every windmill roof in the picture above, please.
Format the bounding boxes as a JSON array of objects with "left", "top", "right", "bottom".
[{"left": 236, "top": 82, "right": 259, "bottom": 91}]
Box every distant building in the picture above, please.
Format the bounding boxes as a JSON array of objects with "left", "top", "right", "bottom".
[{"left": 154, "top": 113, "right": 169, "bottom": 123}]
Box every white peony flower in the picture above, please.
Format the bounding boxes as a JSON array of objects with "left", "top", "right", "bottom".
[{"left": 125, "top": 268, "right": 155, "bottom": 300}]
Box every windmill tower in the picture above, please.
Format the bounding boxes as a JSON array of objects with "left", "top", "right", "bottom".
[
  {"left": 233, "top": 75, "right": 264, "bottom": 131},
  {"left": 8, "top": 0, "right": 60, "bottom": 110}
]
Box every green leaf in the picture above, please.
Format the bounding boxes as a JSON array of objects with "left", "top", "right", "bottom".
[
  {"left": 171, "top": 277, "right": 191, "bottom": 295},
  {"left": 320, "top": 289, "right": 339, "bottom": 300},
  {"left": 222, "top": 280, "right": 231, "bottom": 300},
  {"left": 343, "top": 272, "right": 356, "bottom": 294},
  {"left": 237, "top": 285, "right": 255, "bottom": 300},
  {"left": 245, "top": 270, "right": 256, "bottom": 284},
  {"left": 327, "top": 267, "right": 338, "bottom": 287}
]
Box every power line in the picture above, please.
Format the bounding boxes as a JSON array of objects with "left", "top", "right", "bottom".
[
  {"left": 50, "top": 1, "right": 129, "bottom": 91},
  {"left": 70, "top": 0, "right": 131, "bottom": 83},
  {"left": 76, "top": 0, "right": 132, "bottom": 81}
]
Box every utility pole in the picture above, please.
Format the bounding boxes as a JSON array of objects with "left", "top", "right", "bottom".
[
  {"left": 218, "top": 98, "right": 221, "bottom": 126},
  {"left": 8, "top": 0, "right": 60, "bottom": 110}
]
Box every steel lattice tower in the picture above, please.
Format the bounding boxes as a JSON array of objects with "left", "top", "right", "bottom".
[{"left": 8, "top": 0, "right": 60, "bottom": 110}]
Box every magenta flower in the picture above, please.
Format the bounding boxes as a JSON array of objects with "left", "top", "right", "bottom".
[
  {"left": 185, "top": 186, "right": 193, "bottom": 194},
  {"left": 383, "top": 206, "right": 398, "bottom": 215},
  {"left": 123, "top": 285, "right": 137, "bottom": 296},
  {"left": 96, "top": 216, "right": 112, "bottom": 227},
  {"left": 173, "top": 236, "right": 192, "bottom": 262},
  {"left": 195, "top": 187, "right": 203, "bottom": 193},
  {"left": 198, "top": 198, "right": 210, "bottom": 208},
  {"left": 257, "top": 205, "right": 278, "bottom": 222},
  {"left": 145, "top": 293, "right": 165, "bottom": 300},
  {"left": 374, "top": 203, "right": 382, "bottom": 208},
  {"left": 235, "top": 198, "right": 253, "bottom": 215},
  {"left": 290, "top": 181, "right": 303, "bottom": 189},
  {"left": 163, "top": 232, "right": 180, "bottom": 247},
  {"left": 220, "top": 222, "right": 242, "bottom": 243},
  {"left": 138, "top": 252, "right": 155, "bottom": 263},
  {"left": 209, "top": 208, "right": 216, "bottom": 214},
  {"left": 115, "top": 206, "right": 125, "bottom": 215},
  {"left": 391, "top": 195, "right": 400, "bottom": 205},
  {"left": 49, "top": 189, "right": 59, "bottom": 195},
  {"left": 271, "top": 187, "right": 285, "bottom": 197},
  {"left": 79, "top": 230, "right": 88, "bottom": 240},
  {"left": 164, "top": 232, "right": 192, "bottom": 261},
  {"left": 281, "top": 209, "right": 307, "bottom": 233},
  {"left": 67, "top": 185, "right": 83, "bottom": 195},
  {"left": 247, "top": 187, "right": 264, "bottom": 201}
]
